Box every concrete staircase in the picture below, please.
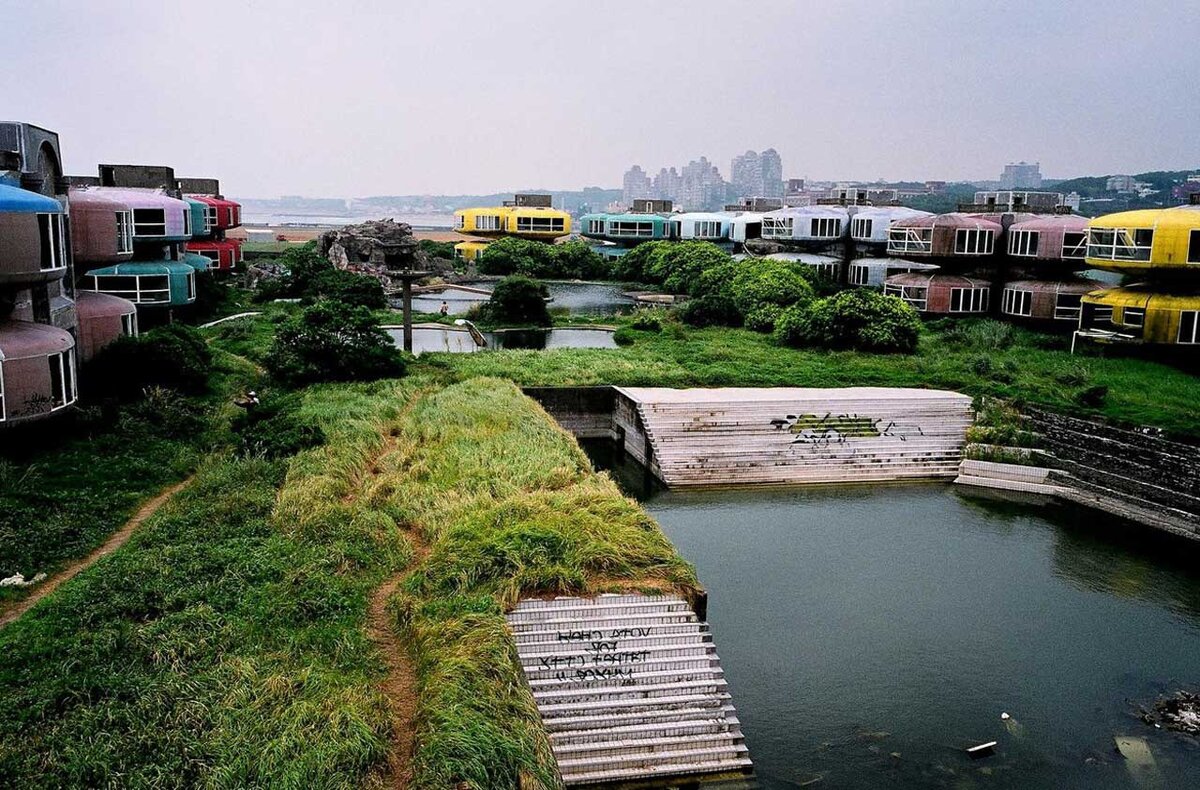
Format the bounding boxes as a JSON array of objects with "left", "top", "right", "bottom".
[
  {"left": 954, "top": 459, "right": 1069, "bottom": 497},
  {"left": 617, "top": 387, "right": 973, "bottom": 487},
  {"left": 507, "top": 594, "right": 752, "bottom": 786}
]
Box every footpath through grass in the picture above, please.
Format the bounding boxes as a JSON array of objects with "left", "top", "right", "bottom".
[{"left": 278, "top": 376, "right": 698, "bottom": 788}]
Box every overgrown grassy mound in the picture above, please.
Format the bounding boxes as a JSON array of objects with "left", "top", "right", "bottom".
[{"left": 276, "top": 377, "right": 698, "bottom": 788}]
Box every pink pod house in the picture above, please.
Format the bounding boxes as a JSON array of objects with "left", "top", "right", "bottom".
[
  {"left": 998, "top": 278, "right": 1107, "bottom": 323},
  {"left": 68, "top": 187, "right": 135, "bottom": 264},
  {"left": 87, "top": 187, "right": 192, "bottom": 243},
  {"left": 884, "top": 272, "right": 992, "bottom": 315},
  {"left": 1005, "top": 215, "right": 1090, "bottom": 264},
  {"left": 887, "top": 213, "right": 1003, "bottom": 259},
  {"left": 75, "top": 290, "right": 137, "bottom": 362},
  {"left": 0, "top": 319, "right": 77, "bottom": 425}
]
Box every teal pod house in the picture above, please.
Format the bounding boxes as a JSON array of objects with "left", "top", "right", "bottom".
[
  {"left": 80, "top": 260, "right": 197, "bottom": 307},
  {"left": 579, "top": 212, "right": 673, "bottom": 245},
  {"left": 180, "top": 252, "right": 215, "bottom": 272},
  {"left": 184, "top": 197, "right": 212, "bottom": 239}
]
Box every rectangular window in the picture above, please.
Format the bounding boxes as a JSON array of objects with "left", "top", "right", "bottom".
[
  {"left": 37, "top": 213, "right": 64, "bottom": 270},
  {"left": 586, "top": 219, "right": 605, "bottom": 234},
  {"left": 133, "top": 208, "right": 167, "bottom": 237},
  {"left": 1003, "top": 288, "right": 1032, "bottom": 316},
  {"left": 474, "top": 215, "right": 501, "bottom": 231},
  {"left": 885, "top": 284, "right": 927, "bottom": 311},
  {"left": 693, "top": 220, "right": 721, "bottom": 237},
  {"left": 186, "top": 272, "right": 196, "bottom": 301},
  {"left": 199, "top": 250, "right": 221, "bottom": 267},
  {"left": 851, "top": 217, "right": 873, "bottom": 239},
  {"left": 205, "top": 206, "right": 218, "bottom": 227},
  {"left": 950, "top": 287, "right": 989, "bottom": 312},
  {"left": 1062, "top": 232, "right": 1087, "bottom": 260},
  {"left": 762, "top": 217, "right": 793, "bottom": 237},
  {"left": 1008, "top": 230, "right": 1040, "bottom": 257},
  {"left": 515, "top": 216, "right": 565, "bottom": 233},
  {"left": 611, "top": 221, "right": 653, "bottom": 237},
  {"left": 1054, "top": 293, "right": 1083, "bottom": 321},
  {"left": 1180, "top": 310, "right": 1199, "bottom": 343},
  {"left": 48, "top": 351, "right": 74, "bottom": 410},
  {"left": 182, "top": 207, "right": 191, "bottom": 236},
  {"left": 954, "top": 229, "right": 994, "bottom": 255},
  {"left": 810, "top": 217, "right": 841, "bottom": 238},
  {"left": 1123, "top": 307, "right": 1146, "bottom": 328},
  {"left": 120, "top": 312, "right": 138, "bottom": 337},
  {"left": 1189, "top": 230, "right": 1200, "bottom": 263},
  {"left": 90, "top": 274, "right": 171, "bottom": 303},
  {"left": 887, "top": 227, "right": 933, "bottom": 254},
  {"left": 115, "top": 211, "right": 134, "bottom": 253},
  {"left": 1087, "top": 227, "right": 1153, "bottom": 261},
  {"left": 849, "top": 264, "right": 869, "bottom": 286}
]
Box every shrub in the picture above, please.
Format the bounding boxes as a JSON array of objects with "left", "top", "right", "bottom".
[
  {"left": 231, "top": 393, "right": 325, "bottom": 458},
  {"left": 693, "top": 260, "right": 740, "bottom": 299},
  {"left": 776, "top": 289, "right": 921, "bottom": 353},
  {"left": 944, "top": 319, "right": 1015, "bottom": 350},
  {"left": 630, "top": 312, "right": 663, "bottom": 332},
  {"left": 677, "top": 294, "right": 743, "bottom": 328},
  {"left": 730, "top": 259, "right": 814, "bottom": 321},
  {"left": 266, "top": 300, "right": 407, "bottom": 386},
  {"left": 645, "top": 241, "right": 733, "bottom": 295},
  {"left": 418, "top": 239, "right": 457, "bottom": 260},
  {"left": 744, "top": 304, "right": 785, "bottom": 333},
  {"left": 86, "top": 323, "right": 213, "bottom": 401},
  {"left": 480, "top": 275, "right": 551, "bottom": 327},
  {"left": 477, "top": 238, "right": 607, "bottom": 280},
  {"left": 609, "top": 241, "right": 666, "bottom": 283},
  {"left": 251, "top": 241, "right": 384, "bottom": 308},
  {"left": 1076, "top": 385, "right": 1109, "bottom": 408},
  {"left": 306, "top": 268, "right": 387, "bottom": 309}
]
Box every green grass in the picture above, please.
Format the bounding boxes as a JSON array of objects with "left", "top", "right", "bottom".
[
  {"left": 273, "top": 377, "right": 698, "bottom": 789},
  {"left": 414, "top": 319, "right": 1200, "bottom": 438},
  {"left": 0, "top": 453, "right": 410, "bottom": 787}
]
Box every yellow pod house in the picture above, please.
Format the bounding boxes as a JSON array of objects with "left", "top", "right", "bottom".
[
  {"left": 453, "top": 194, "right": 571, "bottom": 241},
  {"left": 1085, "top": 203, "right": 1200, "bottom": 275},
  {"left": 1078, "top": 285, "right": 1200, "bottom": 346},
  {"left": 453, "top": 240, "right": 491, "bottom": 263}
]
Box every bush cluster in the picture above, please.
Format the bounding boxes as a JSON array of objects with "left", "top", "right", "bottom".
[
  {"left": 266, "top": 300, "right": 408, "bottom": 386},
  {"left": 479, "top": 275, "right": 552, "bottom": 327},
  {"left": 87, "top": 324, "right": 214, "bottom": 402},
  {"left": 775, "top": 288, "right": 922, "bottom": 354},
  {"left": 254, "top": 242, "right": 386, "bottom": 309},
  {"left": 478, "top": 237, "right": 608, "bottom": 280}
]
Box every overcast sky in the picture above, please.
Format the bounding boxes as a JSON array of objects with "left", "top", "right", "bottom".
[{"left": 5, "top": 0, "right": 1198, "bottom": 198}]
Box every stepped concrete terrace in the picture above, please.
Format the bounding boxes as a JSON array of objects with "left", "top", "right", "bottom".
[
  {"left": 507, "top": 594, "right": 751, "bottom": 786},
  {"left": 613, "top": 387, "right": 974, "bottom": 488}
]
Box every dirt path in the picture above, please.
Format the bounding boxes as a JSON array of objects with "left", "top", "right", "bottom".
[
  {"left": 0, "top": 477, "right": 194, "bottom": 629},
  {"left": 366, "top": 543, "right": 429, "bottom": 790}
]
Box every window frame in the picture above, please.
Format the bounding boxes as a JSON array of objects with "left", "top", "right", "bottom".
[
  {"left": 47, "top": 349, "right": 77, "bottom": 412},
  {"left": 115, "top": 210, "right": 134, "bottom": 254},
  {"left": 762, "top": 217, "right": 794, "bottom": 238},
  {"left": 1061, "top": 231, "right": 1087, "bottom": 260},
  {"left": 1086, "top": 227, "right": 1154, "bottom": 261},
  {"left": 887, "top": 226, "right": 933, "bottom": 254},
  {"left": 884, "top": 283, "right": 928, "bottom": 311},
  {"left": 1053, "top": 292, "right": 1083, "bottom": 321},
  {"left": 1008, "top": 229, "right": 1040, "bottom": 257},
  {"left": 809, "top": 217, "right": 842, "bottom": 238},
  {"left": 88, "top": 272, "right": 172, "bottom": 303},
  {"left": 1002, "top": 287, "right": 1033, "bottom": 317},
  {"left": 1180, "top": 310, "right": 1200, "bottom": 344},
  {"left": 1189, "top": 229, "right": 1200, "bottom": 264},
  {"left": 949, "top": 286, "right": 989, "bottom": 313},
  {"left": 37, "top": 213, "right": 65, "bottom": 271},
  {"left": 0, "top": 359, "right": 5, "bottom": 423},
  {"left": 849, "top": 263, "right": 870, "bottom": 286},
  {"left": 954, "top": 228, "right": 994, "bottom": 256},
  {"left": 132, "top": 208, "right": 168, "bottom": 237},
  {"left": 1122, "top": 307, "right": 1146, "bottom": 328},
  {"left": 851, "top": 217, "right": 873, "bottom": 240}
]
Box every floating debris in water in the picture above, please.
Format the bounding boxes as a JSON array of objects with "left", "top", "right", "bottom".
[
  {"left": 966, "top": 741, "right": 997, "bottom": 759},
  {"left": 1138, "top": 690, "right": 1200, "bottom": 736}
]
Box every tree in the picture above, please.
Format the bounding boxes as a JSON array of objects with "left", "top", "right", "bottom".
[
  {"left": 729, "top": 259, "right": 814, "bottom": 332},
  {"left": 609, "top": 241, "right": 667, "bottom": 284},
  {"left": 478, "top": 237, "right": 608, "bottom": 280},
  {"left": 266, "top": 300, "right": 407, "bottom": 386},
  {"left": 775, "top": 288, "right": 922, "bottom": 353},
  {"left": 481, "top": 275, "right": 551, "bottom": 327},
  {"left": 252, "top": 241, "right": 386, "bottom": 308},
  {"left": 645, "top": 241, "right": 733, "bottom": 295},
  {"left": 86, "top": 324, "right": 213, "bottom": 401}
]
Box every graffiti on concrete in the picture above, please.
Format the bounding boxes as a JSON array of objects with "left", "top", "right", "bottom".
[
  {"left": 541, "top": 625, "right": 656, "bottom": 684},
  {"left": 770, "top": 413, "right": 925, "bottom": 448}
]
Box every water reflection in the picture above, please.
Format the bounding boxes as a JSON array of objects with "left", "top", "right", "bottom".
[
  {"left": 406, "top": 280, "right": 635, "bottom": 316},
  {"left": 386, "top": 325, "right": 617, "bottom": 355}
]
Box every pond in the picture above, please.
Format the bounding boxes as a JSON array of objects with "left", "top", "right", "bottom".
[
  {"left": 408, "top": 280, "right": 634, "bottom": 316},
  {"left": 386, "top": 325, "right": 617, "bottom": 355},
  {"left": 586, "top": 443, "right": 1200, "bottom": 789}
]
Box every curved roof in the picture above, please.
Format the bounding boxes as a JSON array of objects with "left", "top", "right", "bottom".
[
  {"left": 605, "top": 212, "right": 669, "bottom": 223},
  {"left": 1008, "top": 214, "right": 1089, "bottom": 232},
  {"left": 1088, "top": 204, "right": 1200, "bottom": 231},
  {"left": 886, "top": 271, "right": 991, "bottom": 288},
  {"left": 852, "top": 207, "right": 933, "bottom": 223},
  {"left": 851, "top": 257, "right": 939, "bottom": 270},
  {"left": 1003, "top": 278, "right": 1104, "bottom": 294},
  {"left": 674, "top": 212, "right": 730, "bottom": 222},
  {"left": 85, "top": 260, "right": 196, "bottom": 276},
  {"left": 891, "top": 212, "right": 1002, "bottom": 232},
  {"left": 180, "top": 252, "right": 214, "bottom": 270},
  {"left": 765, "top": 252, "right": 840, "bottom": 265},
  {"left": 763, "top": 206, "right": 850, "bottom": 219},
  {"left": 67, "top": 187, "right": 130, "bottom": 212},
  {"left": 0, "top": 183, "right": 62, "bottom": 213},
  {"left": 1082, "top": 283, "right": 1200, "bottom": 309},
  {"left": 87, "top": 187, "right": 190, "bottom": 213},
  {"left": 0, "top": 319, "right": 74, "bottom": 361},
  {"left": 76, "top": 290, "right": 137, "bottom": 319},
  {"left": 186, "top": 194, "right": 239, "bottom": 211}
]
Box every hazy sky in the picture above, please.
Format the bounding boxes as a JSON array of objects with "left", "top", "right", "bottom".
[{"left": 5, "top": 1, "right": 1198, "bottom": 198}]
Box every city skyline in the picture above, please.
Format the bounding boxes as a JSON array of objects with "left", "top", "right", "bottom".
[{"left": 6, "top": 1, "right": 1197, "bottom": 197}]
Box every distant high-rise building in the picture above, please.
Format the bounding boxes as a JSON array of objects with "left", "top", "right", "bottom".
[
  {"left": 760, "top": 148, "right": 783, "bottom": 198},
  {"left": 999, "top": 161, "right": 1042, "bottom": 189},
  {"left": 679, "top": 156, "right": 726, "bottom": 211},
  {"left": 1106, "top": 174, "right": 1137, "bottom": 193},
  {"left": 731, "top": 148, "right": 784, "bottom": 199},
  {"left": 653, "top": 167, "right": 682, "bottom": 202},
  {"left": 622, "top": 165, "right": 653, "bottom": 206}
]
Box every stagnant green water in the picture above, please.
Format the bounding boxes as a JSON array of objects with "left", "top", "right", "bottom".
[{"left": 588, "top": 444, "right": 1200, "bottom": 789}]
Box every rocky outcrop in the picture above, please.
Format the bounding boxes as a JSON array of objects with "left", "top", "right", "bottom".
[{"left": 318, "top": 219, "right": 421, "bottom": 272}]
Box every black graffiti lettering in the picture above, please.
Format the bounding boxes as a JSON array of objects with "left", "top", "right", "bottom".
[
  {"left": 608, "top": 627, "right": 651, "bottom": 639},
  {"left": 572, "top": 667, "right": 636, "bottom": 683},
  {"left": 556, "top": 629, "right": 603, "bottom": 642}
]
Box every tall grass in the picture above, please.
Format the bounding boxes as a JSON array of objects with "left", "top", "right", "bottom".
[{"left": 274, "top": 377, "right": 698, "bottom": 789}]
